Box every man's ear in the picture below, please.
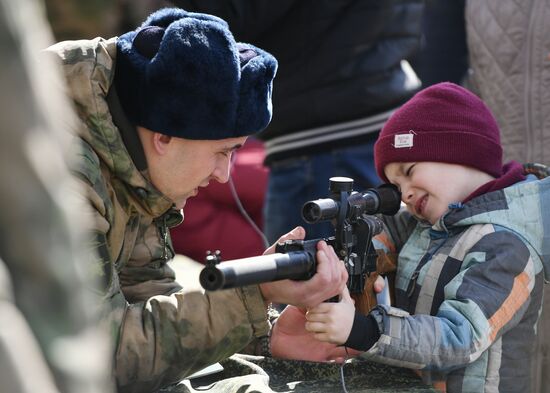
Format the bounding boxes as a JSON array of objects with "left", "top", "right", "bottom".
[{"left": 152, "top": 132, "right": 172, "bottom": 155}]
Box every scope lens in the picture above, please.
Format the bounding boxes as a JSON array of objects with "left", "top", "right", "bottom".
[
  {"left": 302, "top": 199, "right": 338, "bottom": 223},
  {"left": 302, "top": 203, "right": 321, "bottom": 223}
]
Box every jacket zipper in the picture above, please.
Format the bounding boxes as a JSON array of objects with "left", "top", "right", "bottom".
[{"left": 406, "top": 270, "right": 420, "bottom": 297}]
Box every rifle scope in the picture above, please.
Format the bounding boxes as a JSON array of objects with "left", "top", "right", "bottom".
[{"left": 302, "top": 178, "right": 401, "bottom": 224}]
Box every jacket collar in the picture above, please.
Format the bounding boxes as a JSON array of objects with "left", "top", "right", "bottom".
[{"left": 50, "top": 37, "right": 174, "bottom": 218}]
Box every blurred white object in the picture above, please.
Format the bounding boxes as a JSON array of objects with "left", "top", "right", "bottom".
[{"left": 376, "top": 276, "right": 391, "bottom": 306}]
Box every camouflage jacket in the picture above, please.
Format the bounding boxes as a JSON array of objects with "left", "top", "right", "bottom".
[{"left": 47, "top": 38, "right": 270, "bottom": 393}]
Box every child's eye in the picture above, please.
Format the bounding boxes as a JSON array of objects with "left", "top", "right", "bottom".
[{"left": 405, "top": 164, "right": 416, "bottom": 177}]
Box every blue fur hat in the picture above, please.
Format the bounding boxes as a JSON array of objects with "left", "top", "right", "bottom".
[{"left": 115, "top": 8, "right": 278, "bottom": 139}]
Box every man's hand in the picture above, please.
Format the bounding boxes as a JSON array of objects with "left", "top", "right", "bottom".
[
  {"left": 270, "top": 305, "right": 353, "bottom": 362},
  {"left": 259, "top": 227, "right": 348, "bottom": 309},
  {"left": 305, "top": 287, "right": 355, "bottom": 345}
]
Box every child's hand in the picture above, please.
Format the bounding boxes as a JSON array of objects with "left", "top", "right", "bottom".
[
  {"left": 270, "top": 305, "right": 353, "bottom": 362},
  {"left": 304, "top": 287, "right": 355, "bottom": 345}
]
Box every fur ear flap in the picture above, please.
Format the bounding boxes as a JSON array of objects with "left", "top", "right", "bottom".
[
  {"left": 115, "top": 7, "right": 277, "bottom": 140},
  {"left": 236, "top": 46, "right": 277, "bottom": 136}
]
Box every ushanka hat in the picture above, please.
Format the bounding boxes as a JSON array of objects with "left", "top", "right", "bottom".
[
  {"left": 374, "top": 82, "right": 503, "bottom": 182},
  {"left": 115, "top": 8, "right": 278, "bottom": 139}
]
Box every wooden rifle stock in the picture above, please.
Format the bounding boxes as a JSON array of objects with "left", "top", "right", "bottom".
[{"left": 351, "top": 250, "right": 398, "bottom": 315}]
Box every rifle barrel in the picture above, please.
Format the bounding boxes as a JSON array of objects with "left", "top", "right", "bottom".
[{"left": 199, "top": 251, "right": 315, "bottom": 290}]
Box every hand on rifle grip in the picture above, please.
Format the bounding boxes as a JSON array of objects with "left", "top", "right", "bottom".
[{"left": 351, "top": 250, "right": 396, "bottom": 314}]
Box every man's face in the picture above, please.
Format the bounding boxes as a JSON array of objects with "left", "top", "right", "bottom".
[
  {"left": 384, "top": 161, "right": 491, "bottom": 225},
  {"left": 148, "top": 134, "right": 247, "bottom": 209}
]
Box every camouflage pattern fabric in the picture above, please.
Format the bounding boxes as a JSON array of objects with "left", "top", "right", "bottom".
[
  {"left": 0, "top": 0, "right": 112, "bottom": 391},
  {"left": 46, "top": 37, "right": 271, "bottom": 392},
  {"left": 43, "top": 0, "right": 171, "bottom": 41},
  {"left": 160, "top": 355, "right": 436, "bottom": 393}
]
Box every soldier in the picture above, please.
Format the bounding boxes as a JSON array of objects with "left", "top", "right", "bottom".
[
  {"left": 0, "top": 0, "right": 112, "bottom": 391},
  {"left": 46, "top": 8, "right": 348, "bottom": 392}
]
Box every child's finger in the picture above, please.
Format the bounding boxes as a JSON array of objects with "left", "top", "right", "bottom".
[
  {"left": 305, "top": 321, "right": 327, "bottom": 333},
  {"left": 306, "top": 302, "right": 332, "bottom": 315},
  {"left": 313, "top": 332, "right": 332, "bottom": 343},
  {"left": 305, "top": 309, "right": 330, "bottom": 323}
]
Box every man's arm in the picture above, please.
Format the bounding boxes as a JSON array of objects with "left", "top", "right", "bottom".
[
  {"left": 80, "top": 178, "right": 347, "bottom": 392},
  {"left": 75, "top": 176, "right": 268, "bottom": 392}
]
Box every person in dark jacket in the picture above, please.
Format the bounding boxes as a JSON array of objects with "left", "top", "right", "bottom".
[
  {"left": 409, "top": 0, "right": 469, "bottom": 87},
  {"left": 170, "top": 0, "right": 424, "bottom": 242}
]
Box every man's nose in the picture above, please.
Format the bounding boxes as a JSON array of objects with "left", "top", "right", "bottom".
[{"left": 212, "top": 156, "right": 231, "bottom": 183}]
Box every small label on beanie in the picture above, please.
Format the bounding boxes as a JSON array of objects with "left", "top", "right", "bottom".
[{"left": 394, "top": 134, "right": 414, "bottom": 148}]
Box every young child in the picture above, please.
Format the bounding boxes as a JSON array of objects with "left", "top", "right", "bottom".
[{"left": 305, "top": 82, "right": 550, "bottom": 392}]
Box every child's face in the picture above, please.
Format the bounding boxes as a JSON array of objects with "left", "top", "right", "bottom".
[{"left": 384, "top": 161, "right": 491, "bottom": 225}]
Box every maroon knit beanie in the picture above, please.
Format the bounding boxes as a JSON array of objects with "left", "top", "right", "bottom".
[{"left": 374, "top": 82, "right": 503, "bottom": 183}]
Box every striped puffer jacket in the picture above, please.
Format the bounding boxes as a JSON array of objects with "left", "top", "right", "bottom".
[{"left": 366, "top": 169, "right": 550, "bottom": 392}]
